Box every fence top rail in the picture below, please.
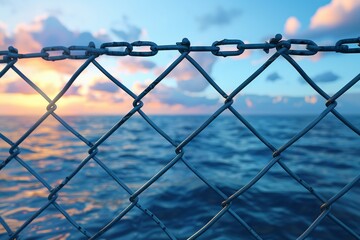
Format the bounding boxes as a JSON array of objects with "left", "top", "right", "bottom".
[{"left": 1, "top": 34, "right": 360, "bottom": 63}]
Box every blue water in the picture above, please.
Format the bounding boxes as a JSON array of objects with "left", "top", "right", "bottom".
[{"left": 0, "top": 114, "right": 359, "bottom": 239}]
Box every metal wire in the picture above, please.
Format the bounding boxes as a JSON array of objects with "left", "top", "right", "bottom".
[{"left": 0, "top": 34, "right": 359, "bottom": 239}]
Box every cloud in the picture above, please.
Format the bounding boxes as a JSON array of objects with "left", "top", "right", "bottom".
[
  {"left": 245, "top": 98, "right": 254, "bottom": 108},
  {"left": 90, "top": 81, "right": 119, "bottom": 93},
  {"left": 31, "top": 16, "right": 110, "bottom": 47},
  {"left": 0, "top": 16, "right": 111, "bottom": 75},
  {"left": 65, "top": 85, "right": 81, "bottom": 96},
  {"left": 111, "top": 16, "right": 143, "bottom": 41},
  {"left": 134, "top": 83, "right": 218, "bottom": 107},
  {"left": 285, "top": 16, "right": 301, "bottom": 35},
  {"left": 166, "top": 52, "right": 217, "bottom": 92},
  {"left": 156, "top": 86, "right": 218, "bottom": 107},
  {"left": 12, "top": 27, "right": 42, "bottom": 53},
  {"left": 298, "top": 71, "right": 340, "bottom": 84},
  {"left": 266, "top": 72, "right": 282, "bottom": 82},
  {"left": 1, "top": 15, "right": 111, "bottom": 51},
  {"left": 118, "top": 58, "right": 156, "bottom": 73},
  {"left": 312, "top": 71, "right": 339, "bottom": 83},
  {"left": 3, "top": 80, "right": 34, "bottom": 94},
  {"left": 198, "top": 7, "right": 241, "bottom": 30},
  {"left": 84, "top": 80, "right": 129, "bottom": 105},
  {"left": 300, "top": 0, "right": 360, "bottom": 39}
]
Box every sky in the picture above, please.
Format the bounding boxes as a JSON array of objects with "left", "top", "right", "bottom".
[{"left": 0, "top": 0, "right": 359, "bottom": 115}]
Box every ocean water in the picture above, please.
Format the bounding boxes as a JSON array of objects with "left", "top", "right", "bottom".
[{"left": 0, "top": 114, "right": 359, "bottom": 240}]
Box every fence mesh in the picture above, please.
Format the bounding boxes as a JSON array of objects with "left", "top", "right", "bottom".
[{"left": 0, "top": 34, "right": 359, "bottom": 239}]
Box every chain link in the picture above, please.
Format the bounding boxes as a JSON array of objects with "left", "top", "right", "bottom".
[
  {"left": 211, "top": 39, "right": 245, "bottom": 56},
  {"left": 1, "top": 34, "right": 360, "bottom": 63},
  {"left": 100, "top": 42, "right": 133, "bottom": 56}
]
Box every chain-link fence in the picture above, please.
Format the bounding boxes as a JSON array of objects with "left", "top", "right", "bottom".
[{"left": 0, "top": 34, "right": 359, "bottom": 239}]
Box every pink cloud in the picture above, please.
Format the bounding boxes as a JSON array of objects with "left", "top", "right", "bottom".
[
  {"left": 2, "top": 80, "right": 35, "bottom": 94},
  {"left": 73, "top": 82, "right": 219, "bottom": 115},
  {"left": 285, "top": 17, "right": 301, "bottom": 36},
  {"left": 0, "top": 16, "right": 114, "bottom": 78},
  {"left": 310, "top": 0, "right": 360, "bottom": 29},
  {"left": 30, "top": 16, "right": 110, "bottom": 48},
  {"left": 90, "top": 81, "right": 119, "bottom": 93},
  {"left": 64, "top": 85, "right": 81, "bottom": 96},
  {"left": 282, "top": 0, "right": 360, "bottom": 40},
  {"left": 245, "top": 97, "right": 254, "bottom": 108},
  {"left": 299, "top": 0, "right": 360, "bottom": 39},
  {"left": 13, "top": 28, "right": 42, "bottom": 52},
  {"left": 118, "top": 58, "right": 156, "bottom": 73}
]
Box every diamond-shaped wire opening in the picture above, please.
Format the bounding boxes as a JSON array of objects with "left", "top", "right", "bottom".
[
  {"left": 227, "top": 64, "right": 333, "bottom": 154},
  {"left": 0, "top": 157, "right": 52, "bottom": 238},
  {"left": 13, "top": 58, "right": 84, "bottom": 100},
  {"left": 211, "top": 50, "right": 268, "bottom": 94},
  {"left": 281, "top": 113, "right": 360, "bottom": 237},
  {"left": 18, "top": 115, "right": 89, "bottom": 187},
  {"left": 126, "top": 159, "right": 227, "bottom": 239},
  {"left": 52, "top": 60, "right": 140, "bottom": 142},
  {"left": 225, "top": 163, "right": 319, "bottom": 239},
  {"left": 51, "top": 158, "right": 133, "bottom": 237},
  {"left": 116, "top": 54, "right": 161, "bottom": 78},
  {"left": 94, "top": 115, "right": 175, "bottom": 183},
  {"left": 292, "top": 51, "right": 359, "bottom": 98},
  {"left": 95, "top": 115, "right": 181, "bottom": 235},
  {"left": 128, "top": 52, "right": 222, "bottom": 136}
]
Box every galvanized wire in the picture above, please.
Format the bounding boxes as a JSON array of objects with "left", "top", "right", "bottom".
[{"left": 0, "top": 34, "right": 359, "bottom": 239}]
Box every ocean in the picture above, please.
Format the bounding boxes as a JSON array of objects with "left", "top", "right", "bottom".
[{"left": 0, "top": 114, "right": 359, "bottom": 239}]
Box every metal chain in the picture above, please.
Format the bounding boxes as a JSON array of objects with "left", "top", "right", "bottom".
[
  {"left": 0, "top": 33, "right": 359, "bottom": 240},
  {"left": 1, "top": 34, "right": 360, "bottom": 64}
]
